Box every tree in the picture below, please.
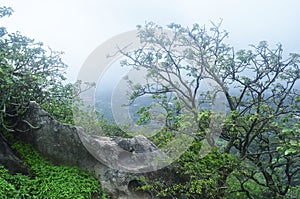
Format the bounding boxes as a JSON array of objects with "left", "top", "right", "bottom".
[
  {"left": 119, "top": 22, "right": 300, "bottom": 198},
  {"left": 0, "top": 6, "right": 79, "bottom": 172},
  {"left": 0, "top": 6, "right": 74, "bottom": 133}
]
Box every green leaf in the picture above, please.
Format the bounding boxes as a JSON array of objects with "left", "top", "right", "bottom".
[{"left": 284, "top": 148, "right": 297, "bottom": 156}]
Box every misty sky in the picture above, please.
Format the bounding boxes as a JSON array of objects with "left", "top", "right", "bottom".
[{"left": 2, "top": 0, "right": 300, "bottom": 82}]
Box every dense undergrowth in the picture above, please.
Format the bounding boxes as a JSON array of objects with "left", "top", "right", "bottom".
[{"left": 0, "top": 142, "right": 108, "bottom": 199}]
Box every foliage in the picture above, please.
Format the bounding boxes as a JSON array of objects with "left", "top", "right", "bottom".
[
  {"left": 0, "top": 166, "right": 20, "bottom": 199},
  {"left": 119, "top": 21, "right": 300, "bottom": 198},
  {"left": 99, "top": 121, "right": 132, "bottom": 138},
  {"left": 73, "top": 98, "right": 131, "bottom": 137},
  {"left": 0, "top": 142, "right": 107, "bottom": 199},
  {"left": 0, "top": 7, "right": 109, "bottom": 199},
  {"left": 140, "top": 143, "right": 237, "bottom": 199},
  {"left": 0, "top": 6, "right": 74, "bottom": 131},
  {"left": 0, "top": 11, "right": 117, "bottom": 198}
]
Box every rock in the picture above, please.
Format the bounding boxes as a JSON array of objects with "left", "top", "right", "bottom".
[
  {"left": 79, "top": 132, "right": 167, "bottom": 173},
  {"left": 113, "top": 135, "right": 158, "bottom": 153},
  {"left": 0, "top": 135, "right": 28, "bottom": 174},
  {"left": 15, "top": 101, "right": 154, "bottom": 199}
]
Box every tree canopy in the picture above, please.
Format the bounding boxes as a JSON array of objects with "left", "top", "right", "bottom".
[
  {"left": 0, "top": 6, "right": 74, "bottom": 133},
  {"left": 120, "top": 21, "right": 300, "bottom": 198}
]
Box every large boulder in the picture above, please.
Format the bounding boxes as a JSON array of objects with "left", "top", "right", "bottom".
[
  {"left": 15, "top": 101, "right": 154, "bottom": 199},
  {"left": 79, "top": 132, "right": 167, "bottom": 173}
]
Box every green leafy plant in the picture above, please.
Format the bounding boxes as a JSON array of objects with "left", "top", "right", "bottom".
[
  {"left": 118, "top": 21, "right": 300, "bottom": 198},
  {"left": 0, "top": 6, "right": 79, "bottom": 132},
  {"left": 0, "top": 142, "right": 108, "bottom": 199}
]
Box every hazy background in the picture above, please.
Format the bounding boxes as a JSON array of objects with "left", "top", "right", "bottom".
[{"left": 2, "top": 0, "right": 300, "bottom": 82}]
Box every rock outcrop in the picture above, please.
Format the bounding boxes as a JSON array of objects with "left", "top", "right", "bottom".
[
  {"left": 79, "top": 132, "right": 167, "bottom": 173},
  {"left": 15, "top": 101, "right": 153, "bottom": 199},
  {"left": 0, "top": 135, "right": 28, "bottom": 174}
]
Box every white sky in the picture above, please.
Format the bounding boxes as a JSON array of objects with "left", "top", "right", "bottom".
[{"left": 2, "top": 0, "right": 300, "bottom": 82}]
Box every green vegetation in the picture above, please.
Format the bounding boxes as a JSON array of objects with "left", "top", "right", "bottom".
[
  {"left": 120, "top": 22, "right": 300, "bottom": 198},
  {"left": 1, "top": 4, "right": 300, "bottom": 198},
  {"left": 0, "top": 6, "right": 107, "bottom": 199},
  {"left": 139, "top": 143, "right": 238, "bottom": 198},
  {"left": 0, "top": 142, "right": 106, "bottom": 199},
  {"left": 0, "top": 6, "right": 74, "bottom": 132}
]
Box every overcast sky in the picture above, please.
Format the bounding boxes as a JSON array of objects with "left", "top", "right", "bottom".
[{"left": 2, "top": 0, "right": 300, "bottom": 82}]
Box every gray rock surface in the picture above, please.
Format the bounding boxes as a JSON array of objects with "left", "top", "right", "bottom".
[
  {"left": 0, "top": 135, "right": 28, "bottom": 174},
  {"left": 80, "top": 132, "right": 167, "bottom": 173},
  {"left": 15, "top": 101, "right": 153, "bottom": 199}
]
